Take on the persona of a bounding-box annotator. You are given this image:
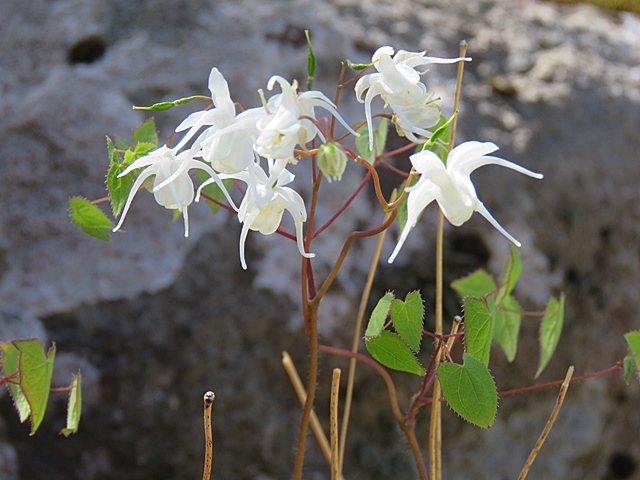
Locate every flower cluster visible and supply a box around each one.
[355,46,471,149]
[112,46,541,270]
[113,67,356,269]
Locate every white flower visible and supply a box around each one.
[255,75,357,160]
[388,141,543,263]
[355,46,470,149]
[112,145,235,238]
[200,158,314,269]
[173,67,264,175]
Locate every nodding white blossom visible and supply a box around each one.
[168,67,263,178]
[200,158,313,269]
[388,141,543,263]
[112,145,235,238]
[355,46,470,149]
[254,75,357,161]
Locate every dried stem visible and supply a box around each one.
[319,344,429,479]
[518,366,574,480]
[338,193,394,473]
[330,368,341,480]
[429,211,445,480]
[202,391,215,480]
[282,352,346,480]
[311,211,397,307]
[292,306,318,480]
[429,40,468,480]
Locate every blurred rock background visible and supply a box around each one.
[1,0,639,479]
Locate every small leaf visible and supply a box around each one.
[134,142,157,157]
[0,342,30,423]
[107,164,134,218]
[14,339,56,435]
[348,61,374,71]
[395,174,419,234]
[114,136,130,150]
[623,356,634,385]
[365,331,425,376]
[197,173,234,215]
[452,270,497,298]
[624,331,640,383]
[390,291,424,352]
[420,114,452,162]
[536,293,565,378]
[464,297,495,366]
[493,295,521,362]
[106,136,120,166]
[365,292,394,338]
[496,245,522,304]
[132,95,211,112]
[374,117,388,156]
[60,371,82,437]
[132,118,158,146]
[438,353,498,428]
[68,197,114,241]
[355,118,388,162]
[305,30,316,91]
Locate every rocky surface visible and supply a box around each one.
[1,0,640,479]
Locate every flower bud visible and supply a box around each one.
[317,142,348,183]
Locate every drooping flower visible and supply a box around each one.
[355,46,470,149]
[112,145,235,238]
[388,141,543,263]
[198,158,313,269]
[254,75,357,161]
[170,67,263,177]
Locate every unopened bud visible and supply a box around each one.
[317,142,348,183]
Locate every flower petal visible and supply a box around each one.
[475,201,521,247]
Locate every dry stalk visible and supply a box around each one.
[518,365,574,480]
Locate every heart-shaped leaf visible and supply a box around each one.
[438,353,498,428]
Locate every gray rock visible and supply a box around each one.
[1,0,639,479]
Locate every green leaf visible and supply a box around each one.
[107,164,134,219]
[624,331,640,383]
[132,118,158,146]
[355,117,388,162]
[438,353,498,428]
[134,142,157,157]
[0,342,30,423]
[197,173,234,215]
[365,292,394,338]
[305,30,316,91]
[390,291,424,352]
[68,197,113,241]
[348,61,374,71]
[14,340,56,435]
[623,356,635,385]
[536,293,565,378]
[464,297,496,366]
[133,95,211,112]
[493,294,521,362]
[60,371,82,437]
[114,136,130,150]
[395,174,419,234]
[106,136,120,166]
[365,331,425,376]
[451,270,497,298]
[419,114,452,162]
[497,245,522,304]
